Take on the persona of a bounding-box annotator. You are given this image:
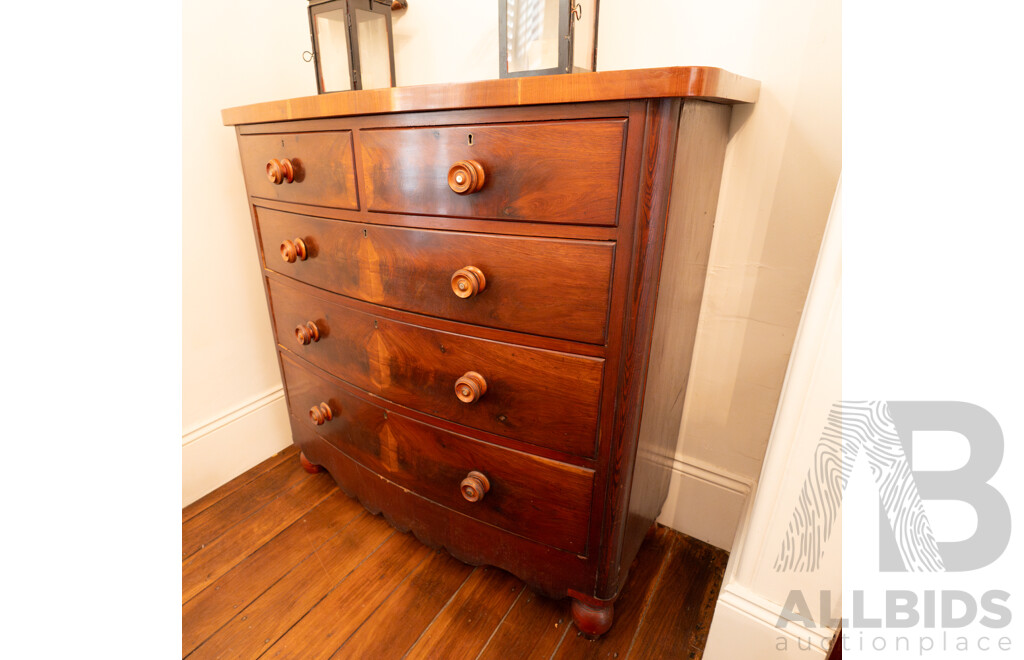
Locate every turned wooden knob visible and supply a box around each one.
[295,321,321,345]
[451,266,486,298]
[460,470,490,502]
[280,238,308,263]
[455,371,487,403]
[309,402,333,426]
[266,158,295,184]
[447,160,485,194]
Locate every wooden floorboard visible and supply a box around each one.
[182,471,336,603]
[552,525,677,660]
[182,449,730,660]
[477,587,569,660]
[182,491,364,655]
[404,565,524,660]
[265,531,433,659]
[183,445,298,524]
[189,513,394,659]
[627,534,730,660]
[182,454,308,560]
[330,548,474,659]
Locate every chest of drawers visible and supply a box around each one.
[222,67,757,636]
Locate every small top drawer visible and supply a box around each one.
[237,131,359,209]
[359,119,626,225]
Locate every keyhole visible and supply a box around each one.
[363,228,367,237]
[467,133,474,146]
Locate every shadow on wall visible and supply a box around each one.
[682,76,840,479]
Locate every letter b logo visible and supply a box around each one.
[884,402,1010,571]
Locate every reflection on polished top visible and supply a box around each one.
[221,66,759,126]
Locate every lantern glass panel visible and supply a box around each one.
[572,0,597,72]
[505,0,561,74]
[354,7,392,89]
[314,8,352,92]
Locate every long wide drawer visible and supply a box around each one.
[281,355,594,554]
[237,131,359,209]
[359,119,626,225]
[270,277,603,457]
[257,207,615,344]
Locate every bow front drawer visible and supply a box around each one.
[257,207,615,344]
[269,277,604,458]
[281,355,594,554]
[237,131,358,209]
[359,119,627,225]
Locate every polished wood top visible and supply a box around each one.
[221,66,758,126]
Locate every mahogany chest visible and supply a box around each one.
[222,67,757,635]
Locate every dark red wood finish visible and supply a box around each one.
[221,66,759,126]
[268,276,605,458]
[298,452,323,473]
[237,131,358,209]
[256,206,615,344]
[225,71,754,636]
[360,119,626,225]
[291,415,596,597]
[281,354,595,554]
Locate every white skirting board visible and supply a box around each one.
[655,456,752,552]
[704,585,831,659]
[182,388,293,507]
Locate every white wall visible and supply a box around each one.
[595,0,842,548]
[704,180,841,659]
[183,0,841,538]
[390,1,496,86]
[182,0,317,505]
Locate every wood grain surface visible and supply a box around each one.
[181,450,732,659]
[281,355,595,554]
[257,207,615,344]
[294,420,594,597]
[222,66,758,125]
[268,276,605,457]
[182,445,297,523]
[360,119,625,225]
[222,72,751,640]
[182,471,336,603]
[237,132,358,209]
[182,492,363,655]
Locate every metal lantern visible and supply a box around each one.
[307,0,396,93]
[499,0,598,78]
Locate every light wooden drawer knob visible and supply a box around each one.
[266,158,295,184]
[309,402,334,426]
[280,238,308,263]
[455,371,487,403]
[451,266,486,298]
[295,321,321,345]
[447,160,485,194]
[460,471,490,503]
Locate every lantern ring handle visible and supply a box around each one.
[571,2,582,21]
[302,50,314,63]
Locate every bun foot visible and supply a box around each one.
[299,452,323,474]
[571,598,614,638]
